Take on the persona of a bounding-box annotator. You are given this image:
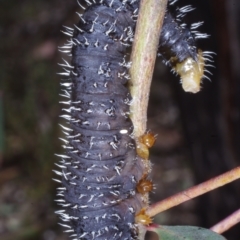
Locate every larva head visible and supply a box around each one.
[174,50,204,93]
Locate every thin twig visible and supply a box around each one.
[129,0,168,138]
[129,0,168,239]
[146,167,240,217]
[210,208,240,234]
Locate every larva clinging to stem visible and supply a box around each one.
[158,1,214,93]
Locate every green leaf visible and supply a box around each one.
[148,225,227,240]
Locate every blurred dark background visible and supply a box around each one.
[0,0,239,239]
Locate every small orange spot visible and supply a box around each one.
[137,176,153,194]
[136,142,149,160]
[139,132,156,148]
[135,208,152,225]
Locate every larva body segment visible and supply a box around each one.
[159,11,198,64]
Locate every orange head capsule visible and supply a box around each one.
[137,176,153,194]
[135,208,152,225]
[139,132,156,148]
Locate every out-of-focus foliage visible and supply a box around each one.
[0,1,77,239]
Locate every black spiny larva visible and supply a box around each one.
[158,1,214,93]
[54,0,213,239]
[55,1,145,239]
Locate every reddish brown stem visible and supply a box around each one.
[146,167,240,217]
[210,208,240,234]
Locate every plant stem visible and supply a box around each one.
[210,208,240,234]
[146,167,240,217]
[129,0,168,239]
[129,0,168,138]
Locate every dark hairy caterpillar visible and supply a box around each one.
[54,0,213,239]
[158,1,213,92]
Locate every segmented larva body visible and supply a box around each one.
[55,1,146,239]
[54,0,213,239]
